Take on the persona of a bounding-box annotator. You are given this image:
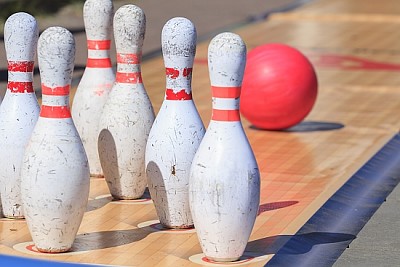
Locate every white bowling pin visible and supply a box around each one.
[145,17,205,229]
[98,5,155,200]
[21,27,90,253]
[0,12,39,219]
[72,0,115,177]
[189,32,260,262]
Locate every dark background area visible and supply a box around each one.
[0,0,84,21]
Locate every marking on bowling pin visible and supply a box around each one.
[7,61,35,93]
[0,12,40,219]
[86,40,112,68]
[40,85,71,118]
[115,53,143,83]
[211,86,241,121]
[165,67,193,100]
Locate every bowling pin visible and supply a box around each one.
[72,0,115,177]
[98,5,155,200]
[145,17,205,229]
[21,27,90,253]
[0,12,39,219]
[189,32,260,262]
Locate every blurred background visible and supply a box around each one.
[0,0,306,97]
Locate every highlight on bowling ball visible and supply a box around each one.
[240,43,318,130]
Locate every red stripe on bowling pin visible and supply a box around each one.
[165,89,192,100]
[212,109,240,121]
[211,86,241,122]
[211,86,240,98]
[7,81,34,93]
[8,61,34,72]
[7,61,35,93]
[165,67,192,79]
[40,105,71,118]
[40,84,71,118]
[87,40,111,50]
[41,84,70,96]
[86,58,112,68]
[117,53,141,64]
[164,68,193,100]
[86,40,112,68]
[116,72,142,84]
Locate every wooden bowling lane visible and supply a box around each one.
[2,0,400,266]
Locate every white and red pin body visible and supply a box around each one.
[189,32,260,262]
[0,12,40,219]
[21,27,90,253]
[98,5,155,200]
[145,17,205,229]
[72,0,115,177]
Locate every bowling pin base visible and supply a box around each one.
[36,246,71,253]
[111,194,142,201]
[4,215,24,220]
[206,256,241,262]
[90,173,104,178]
[162,223,194,230]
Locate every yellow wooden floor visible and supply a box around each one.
[1,0,400,266]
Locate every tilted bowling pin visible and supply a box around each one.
[72,0,115,177]
[189,32,260,262]
[0,12,40,219]
[21,27,90,253]
[146,17,205,229]
[98,5,155,199]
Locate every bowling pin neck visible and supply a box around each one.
[83,0,113,69]
[7,61,34,94]
[4,12,38,95]
[115,53,143,84]
[161,17,196,101]
[86,40,112,68]
[4,12,38,62]
[163,64,193,101]
[37,27,74,120]
[208,32,247,123]
[113,5,145,85]
[211,86,240,122]
[40,84,71,119]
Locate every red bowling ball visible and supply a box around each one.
[240,43,318,130]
